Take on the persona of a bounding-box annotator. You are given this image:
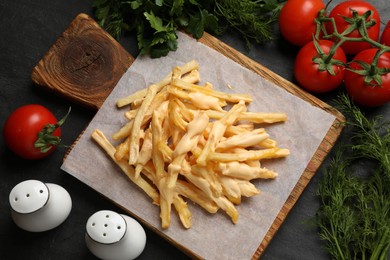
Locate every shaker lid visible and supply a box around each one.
[86,210,127,244]
[9,180,49,214]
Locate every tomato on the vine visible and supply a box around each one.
[294,39,347,93]
[380,20,390,46]
[279,0,325,46]
[326,0,381,55]
[344,48,390,107]
[3,104,67,160]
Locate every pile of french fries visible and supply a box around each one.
[91,60,290,229]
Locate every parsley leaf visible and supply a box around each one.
[92,0,285,58]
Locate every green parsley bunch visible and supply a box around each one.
[92,0,285,58]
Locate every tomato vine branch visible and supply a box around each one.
[314,2,390,87]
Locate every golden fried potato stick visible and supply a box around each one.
[114,135,131,161]
[167,86,225,111]
[219,176,242,204]
[173,194,192,229]
[223,125,254,137]
[142,162,217,228]
[165,110,207,188]
[140,163,193,229]
[170,97,194,122]
[236,179,261,197]
[216,131,270,150]
[218,161,278,180]
[222,127,277,148]
[194,164,223,197]
[203,110,287,124]
[166,112,210,215]
[129,84,159,165]
[116,60,199,108]
[175,180,218,214]
[114,93,170,141]
[208,148,290,162]
[172,78,253,103]
[157,141,173,163]
[151,109,171,229]
[168,97,189,132]
[91,130,160,205]
[117,88,146,109]
[172,112,209,157]
[135,128,153,178]
[124,109,137,121]
[113,120,134,141]
[196,100,247,166]
[185,167,239,223]
[213,195,239,224]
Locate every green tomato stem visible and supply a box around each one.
[34,107,71,153]
[315,1,390,81]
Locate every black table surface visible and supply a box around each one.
[1,0,389,259]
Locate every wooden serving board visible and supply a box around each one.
[31,13,134,110]
[32,13,345,259]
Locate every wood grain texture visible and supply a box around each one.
[31,13,134,110]
[33,13,345,259]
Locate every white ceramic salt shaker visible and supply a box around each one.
[85,210,146,260]
[9,179,72,232]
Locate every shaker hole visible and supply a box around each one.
[14,197,18,202]
[26,194,30,197]
[103,233,106,237]
[92,223,95,226]
[105,214,109,218]
[117,226,121,230]
[40,190,43,193]
[104,224,108,227]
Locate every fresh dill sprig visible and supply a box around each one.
[334,94,390,176]
[317,93,390,260]
[214,0,284,47]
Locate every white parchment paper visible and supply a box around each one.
[61,32,336,259]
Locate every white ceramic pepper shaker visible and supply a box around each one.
[85,210,146,260]
[9,179,72,232]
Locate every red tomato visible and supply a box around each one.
[3,104,62,159]
[344,49,390,107]
[326,0,381,55]
[380,20,390,46]
[279,0,325,46]
[294,39,347,93]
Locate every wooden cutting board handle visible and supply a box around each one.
[31,13,135,110]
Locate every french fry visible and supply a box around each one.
[216,131,270,150]
[129,84,159,165]
[116,60,199,107]
[151,109,173,229]
[173,194,192,229]
[91,60,290,229]
[196,101,246,166]
[175,180,218,213]
[208,148,290,162]
[218,161,278,180]
[91,130,160,205]
[203,110,287,124]
[172,78,253,103]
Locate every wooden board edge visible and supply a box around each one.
[253,118,345,258]
[197,32,346,258]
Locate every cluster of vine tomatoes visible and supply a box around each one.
[279,0,390,107]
